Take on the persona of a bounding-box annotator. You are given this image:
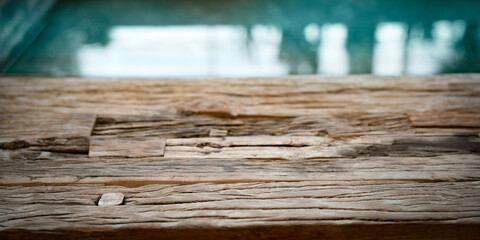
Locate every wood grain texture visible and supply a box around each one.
[1,181,479,229]
[1,75,480,239]
[1,181,480,239]
[0,112,96,153]
[1,154,479,186]
[408,111,480,128]
[89,138,166,158]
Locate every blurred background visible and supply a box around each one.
[1,0,480,78]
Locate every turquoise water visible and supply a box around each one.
[5,0,480,77]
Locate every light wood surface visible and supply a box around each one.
[0,75,479,239]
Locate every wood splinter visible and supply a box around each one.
[209,129,228,137]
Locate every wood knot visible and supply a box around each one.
[97,193,125,206]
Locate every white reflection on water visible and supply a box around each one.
[248,25,288,76]
[406,20,466,75]
[373,22,407,75]
[76,21,468,78]
[318,23,349,75]
[374,20,467,76]
[304,23,321,44]
[77,25,287,78]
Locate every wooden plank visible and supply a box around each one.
[1,133,479,186]
[0,112,96,153]
[415,127,480,136]
[0,112,96,141]
[92,112,413,139]
[1,153,479,185]
[1,75,480,239]
[89,138,166,158]
[0,181,479,234]
[408,111,480,128]
[1,75,479,116]
[166,136,330,147]
[6,131,480,185]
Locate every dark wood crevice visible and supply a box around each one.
[2,224,480,240]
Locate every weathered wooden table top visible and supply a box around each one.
[1,75,480,239]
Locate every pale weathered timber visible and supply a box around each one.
[0,75,480,239]
[408,111,480,128]
[0,112,96,153]
[89,138,166,158]
[1,181,480,228]
[1,75,479,116]
[1,154,479,185]
[0,181,480,240]
[209,128,228,137]
[92,112,413,138]
[1,134,479,185]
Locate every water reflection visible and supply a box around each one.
[78,25,287,77]
[6,0,480,77]
[373,22,407,75]
[406,20,466,75]
[319,24,349,75]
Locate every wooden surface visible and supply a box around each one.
[0,75,480,239]
[89,138,166,158]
